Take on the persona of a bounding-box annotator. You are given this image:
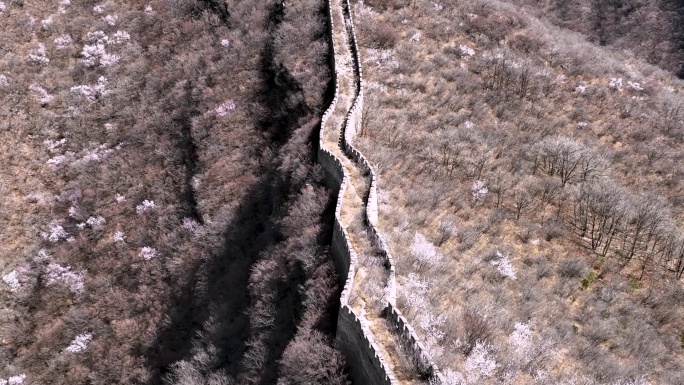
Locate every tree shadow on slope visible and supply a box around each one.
[145,0,343,381]
[145,120,343,385]
[144,177,278,383]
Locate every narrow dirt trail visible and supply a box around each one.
[320,0,424,383]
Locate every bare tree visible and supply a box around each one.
[489,169,513,208]
[531,137,608,186]
[572,181,628,257]
[619,195,670,269]
[512,182,534,221]
[437,218,457,246]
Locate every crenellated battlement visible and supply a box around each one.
[315,0,443,383]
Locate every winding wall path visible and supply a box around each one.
[316,0,445,384]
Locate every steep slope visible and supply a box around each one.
[352,0,684,384]
[506,0,684,78]
[0,1,348,384]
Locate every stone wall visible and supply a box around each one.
[384,304,444,381]
[316,0,399,383]
[316,0,444,383]
[337,306,398,385]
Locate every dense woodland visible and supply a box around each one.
[354,0,684,383]
[510,0,684,78]
[0,0,348,384]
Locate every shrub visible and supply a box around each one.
[558,258,588,278]
[581,271,598,289]
[462,310,493,355]
[359,20,398,49]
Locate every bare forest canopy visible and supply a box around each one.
[0,0,350,384]
[353,0,684,383]
[490,0,684,78]
[2,0,684,384]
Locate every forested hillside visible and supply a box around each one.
[0,0,348,384]
[3,0,684,384]
[353,0,684,383]
[509,0,684,78]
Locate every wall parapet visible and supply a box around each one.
[317,0,400,383]
[338,305,398,385]
[317,0,444,383]
[384,304,446,383]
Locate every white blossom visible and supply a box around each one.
[409,31,422,43]
[93,4,104,14]
[460,44,475,57]
[36,249,52,261]
[575,84,587,94]
[86,215,106,227]
[472,180,488,202]
[87,30,108,43]
[112,231,125,243]
[215,100,236,116]
[418,312,447,351]
[75,143,114,165]
[0,2,6,14]
[46,152,74,166]
[220,39,230,47]
[136,199,156,214]
[71,76,110,102]
[41,16,53,29]
[144,4,155,15]
[27,43,49,65]
[465,341,497,381]
[65,332,92,353]
[181,217,201,232]
[627,81,644,91]
[115,194,126,203]
[109,30,130,45]
[490,250,516,279]
[0,74,8,88]
[509,322,532,352]
[0,374,27,385]
[411,232,442,265]
[139,246,158,260]
[54,34,73,47]
[41,219,69,242]
[29,83,53,105]
[105,122,117,131]
[44,138,67,151]
[99,52,120,66]
[82,32,119,67]
[81,43,106,67]
[104,14,117,26]
[609,77,623,91]
[399,273,430,313]
[68,205,80,218]
[2,270,20,292]
[442,369,466,385]
[532,370,548,382]
[45,262,85,294]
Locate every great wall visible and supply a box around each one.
[315,0,445,383]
